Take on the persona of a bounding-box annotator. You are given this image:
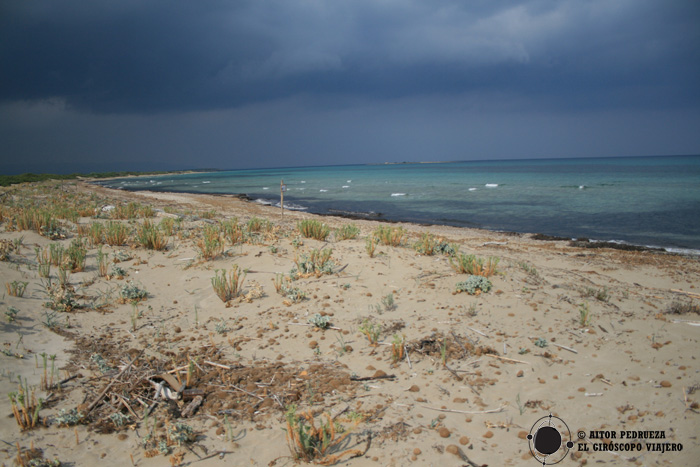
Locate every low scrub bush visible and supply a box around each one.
[298,219,330,241]
[374,226,405,246]
[211,265,246,302]
[455,275,492,295]
[450,254,499,277]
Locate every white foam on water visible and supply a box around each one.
[262,187,269,190]
[202,181,211,184]
[469,188,477,191]
[485,183,498,188]
[319,189,328,192]
[342,185,350,188]
[301,181,306,183]
[347,180,352,183]
[391,193,407,197]
[579,185,585,189]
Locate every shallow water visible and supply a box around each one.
[96,155,700,251]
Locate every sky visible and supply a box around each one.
[1,0,699,174]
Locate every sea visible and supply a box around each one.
[94,155,700,254]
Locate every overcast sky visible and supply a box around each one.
[1,0,699,174]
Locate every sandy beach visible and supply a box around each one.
[1,180,698,467]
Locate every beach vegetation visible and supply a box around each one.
[373,225,405,246]
[87,221,104,246]
[211,265,246,302]
[365,237,378,258]
[579,302,592,326]
[64,239,87,272]
[104,221,130,246]
[391,334,406,363]
[158,217,175,236]
[335,224,360,241]
[5,306,19,322]
[136,220,168,250]
[534,338,548,348]
[581,286,609,302]
[291,248,335,278]
[195,224,224,260]
[359,319,381,346]
[284,404,363,464]
[450,253,499,277]
[665,301,700,315]
[221,218,244,245]
[413,233,438,255]
[381,293,396,311]
[119,281,148,303]
[8,377,43,431]
[308,313,331,329]
[0,239,16,261]
[6,281,28,297]
[111,201,154,220]
[298,219,330,241]
[274,274,307,303]
[35,246,51,278]
[96,246,109,277]
[455,275,492,295]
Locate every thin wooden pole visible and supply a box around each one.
[280,179,285,214]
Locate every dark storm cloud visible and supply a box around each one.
[2,0,698,114]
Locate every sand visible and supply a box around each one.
[0,180,698,466]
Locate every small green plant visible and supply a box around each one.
[455,275,492,295]
[90,353,112,374]
[35,246,51,278]
[450,254,499,277]
[119,281,148,303]
[308,313,330,329]
[579,302,592,326]
[6,280,28,297]
[211,265,246,302]
[291,248,335,278]
[5,306,19,322]
[48,243,65,267]
[581,286,609,302]
[110,264,127,278]
[54,408,83,427]
[373,225,405,246]
[284,405,362,464]
[215,319,230,334]
[365,236,378,258]
[221,219,244,245]
[42,310,61,330]
[534,338,548,348]
[64,239,87,272]
[136,220,168,250]
[275,274,307,303]
[104,221,130,246]
[440,338,448,366]
[359,319,381,346]
[196,224,224,260]
[8,376,43,431]
[391,334,406,363]
[88,221,104,246]
[516,393,525,415]
[335,224,360,241]
[158,217,175,236]
[414,233,438,255]
[96,245,109,277]
[381,293,396,311]
[298,219,330,241]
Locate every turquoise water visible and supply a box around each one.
[96,155,700,252]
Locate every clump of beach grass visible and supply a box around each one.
[211,265,246,302]
[136,220,168,250]
[104,221,130,246]
[6,280,28,297]
[335,224,360,241]
[374,225,405,247]
[450,253,499,277]
[291,248,335,278]
[195,224,224,260]
[298,219,330,241]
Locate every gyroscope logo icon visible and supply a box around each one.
[526,414,574,465]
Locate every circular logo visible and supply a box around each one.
[526,414,574,465]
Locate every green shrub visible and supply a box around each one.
[211,265,246,302]
[335,224,360,241]
[374,226,405,246]
[298,219,330,241]
[195,224,223,260]
[119,281,148,303]
[104,221,130,246]
[291,249,335,278]
[64,239,87,272]
[455,275,492,295]
[450,254,499,277]
[136,220,168,250]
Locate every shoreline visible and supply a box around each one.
[1,179,699,466]
[90,182,699,256]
